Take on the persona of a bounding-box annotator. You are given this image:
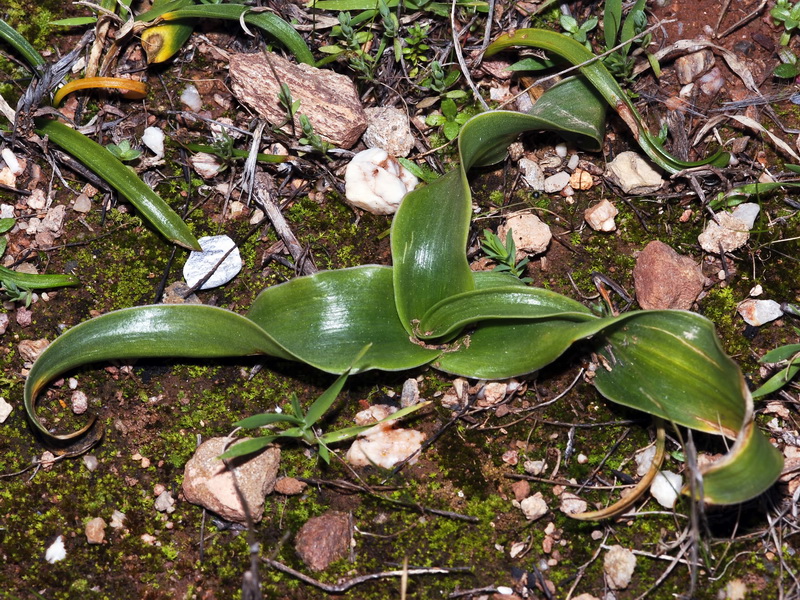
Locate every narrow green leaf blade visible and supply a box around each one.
[304,371,350,426]
[218,435,280,459]
[34,119,200,250]
[0,18,45,71]
[160,5,314,65]
[234,412,305,428]
[0,265,79,290]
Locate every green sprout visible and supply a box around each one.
[425,98,470,141]
[480,228,531,283]
[221,353,428,463]
[772,0,800,46]
[559,13,597,48]
[105,140,142,162]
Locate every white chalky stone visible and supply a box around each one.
[183,235,242,290]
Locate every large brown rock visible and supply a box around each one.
[229,52,366,149]
[633,241,705,310]
[182,437,280,523]
[295,511,352,571]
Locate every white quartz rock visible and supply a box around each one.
[344,148,418,215]
[650,470,683,508]
[346,421,425,468]
[183,235,242,290]
[180,84,202,111]
[605,151,664,195]
[738,299,784,327]
[142,126,165,160]
[498,213,552,257]
[584,199,618,232]
[45,535,67,563]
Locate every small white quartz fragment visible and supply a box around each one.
[605,151,664,194]
[1,147,23,176]
[584,199,618,232]
[45,535,67,563]
[517,492,548,521]
[344,148,418,215]
[183,235,242,290]
[650,470,683,508]
[604,545,636,589]
[738,299,784,327]
[141,126,165,160]
[180,84,202,111]
[543,171,571,193]
[0,397,12,423]
[346,421,425,468]
[731,202,760,229]
[498,213,552,257]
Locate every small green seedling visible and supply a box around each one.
[772,0,800,46]
[480,228,532,283]
[559,13,597,48]
[105,140,142,162]
[221,351,428,462]
[425,98,470,141]
[753,323,800,398]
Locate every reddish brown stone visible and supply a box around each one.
[295,511,352,571]
[633,241,706,310]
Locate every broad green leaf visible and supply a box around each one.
[247,266,440,372]
[392,170,475,331]
[34,119,200,250]
[485,29,730,173]
[416,286,594,339]
[24,305,295,443]
[590,310,782,504]
[140,22,196,64]
[159,5,314,66]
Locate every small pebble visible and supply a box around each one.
[543,171,571,193]
[518,492,548,521]
[567,154,580,170]
[555,143,568,158]
[83,454,99,472]
[180,84,202,111]
[85,517,107,544]
[109,510,126,529]
[45,535,67,563]
[71,390,88,415]
[0,397,12,423]
[738,299,783,327]
[141,126,165,160]
[183,235,243,290]
[650,470,683,508]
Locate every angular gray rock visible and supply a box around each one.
[182,437,280,523]
[363,106,415,157]
[295,511,352,571]
[633,241,706,310]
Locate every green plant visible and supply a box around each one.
[23,30,779,510]
[105,140,142,162]
[402,23,430,77]
[600,0,658,82]
[425,98,470,141]
[221,353,428,462]
[0,218,79,303]
[772,0,800,46]
[752,313,800,399]
[480,228,531,283]
[0,18,201,250]
[559,12,597,48]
